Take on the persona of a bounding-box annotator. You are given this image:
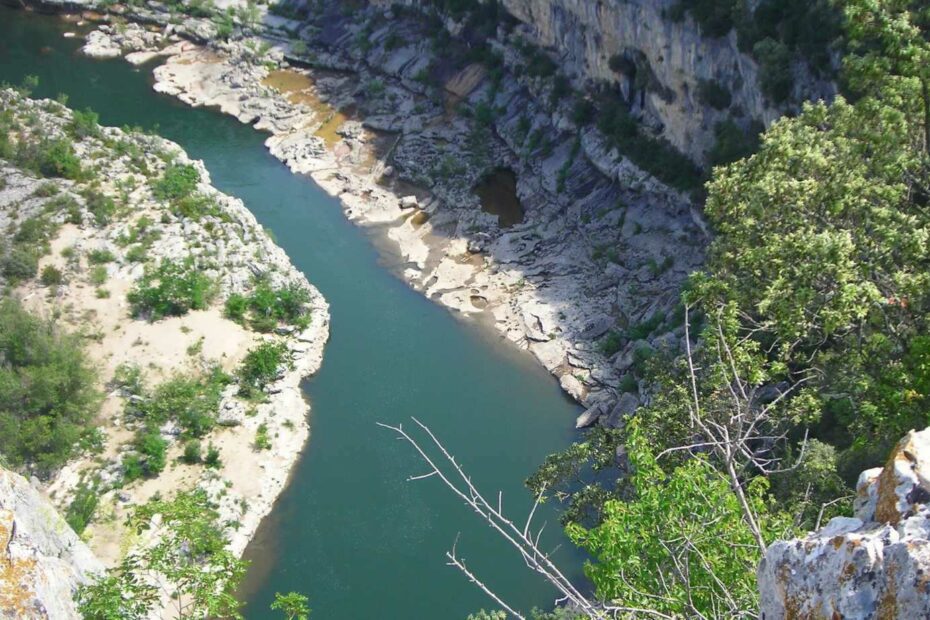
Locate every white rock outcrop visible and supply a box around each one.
[758,428,930,619]
[0,469,102,619]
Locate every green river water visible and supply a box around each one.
[0,9,586,618]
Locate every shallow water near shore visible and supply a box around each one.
[1,9,585,618]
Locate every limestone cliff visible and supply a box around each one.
[758,428,930,619]
[374,0,835,162]
[0,468,102,620]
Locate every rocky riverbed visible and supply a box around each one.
[0,89,329,617]
[53,0,709,429]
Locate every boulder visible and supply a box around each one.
[0,469,102,619]
[575,404,603,429]
[604,392,639,428]
[758,428,930,619]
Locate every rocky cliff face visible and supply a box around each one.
[0,468,101,620]
[375,0,834,162]
[758,428,930,619]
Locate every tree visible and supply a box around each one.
[0,298,99,474]
[77,490,246,619]
[567,420,789,619]
[845,0,930,153]
[272,592,311,620]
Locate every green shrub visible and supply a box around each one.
[49,194,82,224]
[254,423,271,450]
[68,108,101,140]
[33,181,59,198]
[204,443,222,468]
[696,79,732,110]
[19,138,84,180]
[596,98,702,191]
[707,120,761,167]
[617,373,638,394]
[599,330,624,357]
[122,453,144,483]
[65,484,98,534]
[172,192,223,220]
[239,341,287,397]
[3,247,39,282]
[83,191,117,227]
[135,430,167,477]
[231,280,312,332]
[88,249,116,264]
[0,299,99,474]
[224,293,248,323]
[127,368,228,439]
[627,312,666,341]
[153,162,200,203]
[40,264,63,286]
[14,216,56,246]
[182,439,202,464]
[753,38,794,104]
[90,265,108,286]
[128,259,216,320]
[112,363,144,395]
[572,98,596,125]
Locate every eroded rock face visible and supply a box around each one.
[0,469,102,619]
[376,0,834,162]
[758,428,930,619]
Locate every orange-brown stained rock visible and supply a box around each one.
[875,434,917,525]
[0,509,39,618]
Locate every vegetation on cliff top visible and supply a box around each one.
[0,299,99,475]
[518,0,930,616]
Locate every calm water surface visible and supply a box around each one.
[0,10,583,618]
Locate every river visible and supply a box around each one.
[0,9,585,619]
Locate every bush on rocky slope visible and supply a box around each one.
[0,298,99,474]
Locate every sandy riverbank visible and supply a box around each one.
[0,89,329,614]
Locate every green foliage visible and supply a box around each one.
[226,280,312,332]
[255,422,272,450]
[2,246,39,282]
[171,192,224,220]
[707,119,761,167]
[153,162,200,203]
[567,421,790,616]
[182,439,202,464]
[696,78,732,109]
[77,490,246,619]
[239,341,287,397]
[204,442,222,468]
[76,566,156,620]
[17,137,84,180]
[0,299,99,474]
[598,331,622,357]
[90,265,108,286]
[272,592,311,620]
[671,0,741,38]
[40,264,63,286]
[65,483,98,535]
[68,108,101,140]
[135,430,167,477]
[596,98,702,191]
[126,367,230,440]
[753,38,794,103]
[128,258,216,320]
[87,249,116,264]
[83,190,117,227]
[527,426,626,525]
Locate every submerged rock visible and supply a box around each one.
[758,428,930,619]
